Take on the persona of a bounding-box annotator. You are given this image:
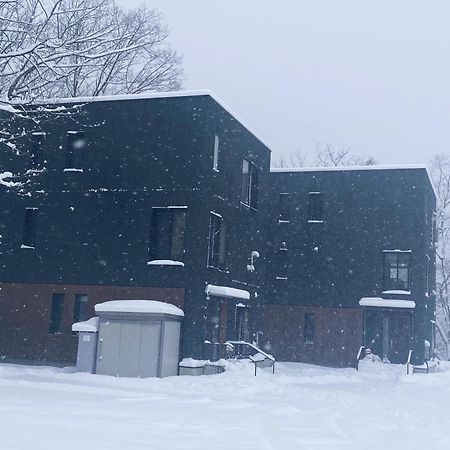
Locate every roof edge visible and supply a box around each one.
[21,89,273,152]
[270,164,428,173]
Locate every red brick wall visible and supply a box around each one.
[0,283,184,364]
[263,305,363,367]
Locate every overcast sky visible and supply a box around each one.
[118,0,450,165]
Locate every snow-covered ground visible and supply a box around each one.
[0,360,448,450]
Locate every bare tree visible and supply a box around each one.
[315,143,377,167]
[0,0,182,104]
[272,149,308,168]
[430,154,450,356]
[271,143,376,168]
[0,0,182,150]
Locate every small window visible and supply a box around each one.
[241,159,259,209]
[149,207,186,262]
[49,293,65,334]
[304,313,315,344]
[432,212,437,245]
[279,193,290,222]
[308,192,323,222]
[22,207,38,248]
[31,132,46,168]
[65,131,86,170]
[208,212,228,269]
[73,294,88,324]
[383,251,411,291]
[213,135,220,171]
[426,254,430,296]
[276,242,288,279]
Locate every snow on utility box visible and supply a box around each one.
[72,317,100,373]
[94,300,184,378]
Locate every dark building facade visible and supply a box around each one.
[0,92,270,364]
[0,92,436,368]
[264,167,436,366]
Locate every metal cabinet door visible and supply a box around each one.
[160,321,181,377]
[96,320,121,376]
[118,321,142,377]
[139,322,161,378]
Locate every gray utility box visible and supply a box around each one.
[94,300,184,378]
[72,317,99,373]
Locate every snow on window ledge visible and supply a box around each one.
[278,220,290,224]
[20,244,35,250]
[63,168,84,172]
[147,260,185,267]
[308,220,324,224]
[382,290,411,295]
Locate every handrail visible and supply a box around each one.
[225,340,275,376]
[406,349,413,375]
[356,346,366,370]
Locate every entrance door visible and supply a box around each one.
[389,316,411,364]
[235,306,251,342]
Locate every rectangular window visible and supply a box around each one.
[73,294,88,324]
[308,192,323,222]
[432,211,437,245]
[65,131,86,170]
[304,313,315,344]
[208,212,228,269]
[276,242,288,279]
[241,159,259,209]
[22,207,38,248]
[213,135,219,171]
[149,207,186,261]
[384,251,411,291]
[31,132,46,168]
[49,293,65,334]
[279,193,290,222]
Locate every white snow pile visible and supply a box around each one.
[0,360,449,449]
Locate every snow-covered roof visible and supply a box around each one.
[359,297,416,309]
[31,90,272,152]
[72,317,99,332]
[95,300,184,317]
[205,284,250,300]
[271,164,427,173]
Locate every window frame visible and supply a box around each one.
[49,293,65,335]
[308,192,323,222]
[148,206,187,263]
[22,207,38,249]
[304,313,315,344]
[276,242,288,280]
[73,294,88,325]
[383,251,411,291]
[207,211,228,270]
[213,135,220,172]
[30,132,46,169]
[64,131,85,171]
[278,193,290,222]
[241,158,259,210]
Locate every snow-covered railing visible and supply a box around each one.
[356,346,366,370]
[406,350,414,375]
[225,340,275,376]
